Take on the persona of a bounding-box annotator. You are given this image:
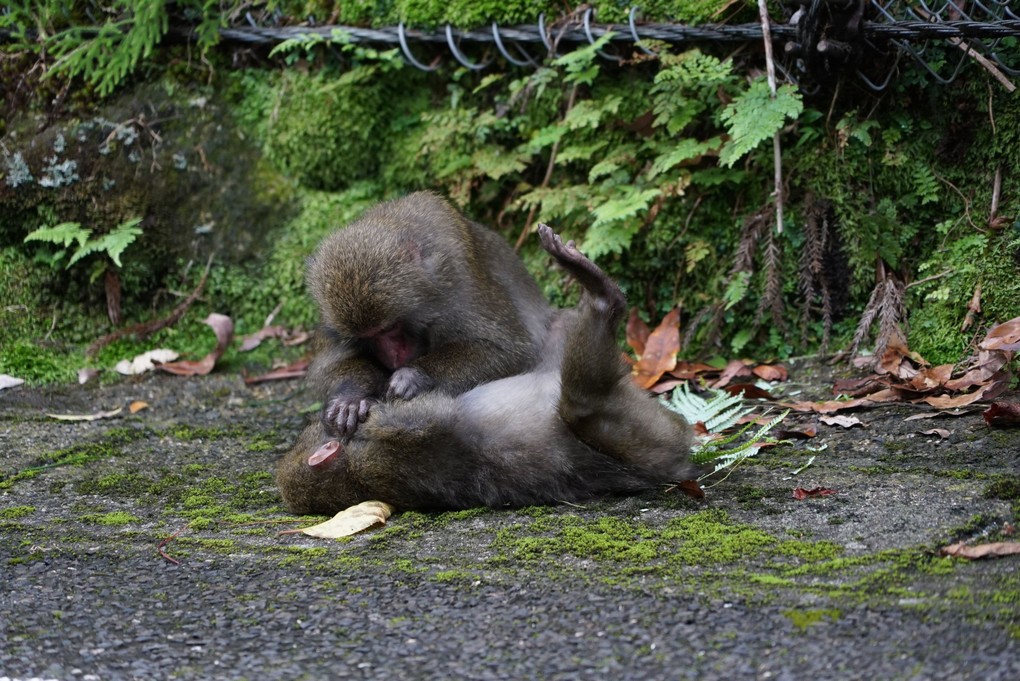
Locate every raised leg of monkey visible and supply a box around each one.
[277,226,695,513]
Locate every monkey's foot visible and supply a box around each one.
[537,224,625,314]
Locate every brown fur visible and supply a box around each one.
[306,191,555,438]
[278,225,695,513]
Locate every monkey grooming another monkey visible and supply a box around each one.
[278,225,696,513]
[306,192,554,439]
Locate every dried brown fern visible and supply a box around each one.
[849,272,907,363]
[684,206,772,351]
[753,225,786,335]
[798,198,837,351]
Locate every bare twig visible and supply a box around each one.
[906,268,954,289]
[989,166,1002,226]
[158,522,193,565]
[515,83,580,251]
[757,0,784,234]
[87,253,215,356]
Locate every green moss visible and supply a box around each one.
[661,510,778,565]
[784,608,842,631]
[86,511,140,526]
[0,506,35,519]
[263,68,387,192]
[431,570,478,583]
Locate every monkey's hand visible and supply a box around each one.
[387,366,435,400]
[322,391,373,439]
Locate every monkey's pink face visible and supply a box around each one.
[366,321,422,370]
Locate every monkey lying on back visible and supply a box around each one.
[278,225,696,513]
[307,192,554,439]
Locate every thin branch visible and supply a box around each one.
[515,83,580,251]
[757,0,784,234]
[906,268,954,289]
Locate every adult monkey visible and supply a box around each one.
[306,192,555,439]
[278,225,696,513]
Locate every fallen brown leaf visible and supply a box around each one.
[45,408,123,422]
[676,479,705,499]
[939,541,1020,559]
[752,364,788,382]
[907,364,954,392]
[983,401,1020,426]
[710,358,753,389]
[631,307,680,390]
[819,415,865,428]
[239,324,288,352]
[978,315,1020,352]
[668,361,720,380]
[625,307,650,357]
[919,428,950,440]
[792,487,837,499]
[922,370,1010,408]
[833,375,890,397]
[774,424,818,439]
[243,359,310,386]
[158,314,235,377]
[721,383,775,400]
[289,501,395,539]
[129,401,149,414]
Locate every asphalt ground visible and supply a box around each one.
[1,367,1018,680]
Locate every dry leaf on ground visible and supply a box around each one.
[774,424,818,439]
[752,364,788,382]
[158,314,234,377]
[292,501,395,539]
[710,359,753,389]
[919,428,951,440]
[0,374,25,391]
[984,402,1020,426]
[239,324,288,352]
[625,307,650,357]
[129,401,149,414]
[114,349,180,375]
[978,316,1020,352]
[939,541,1020,559]
[820,415,866,428]
[631,307,680,389]
[792,487,837,499]
[45,408,123,422]
[721,383,775,400]
[244,359,310,386]
[675,480,705,499]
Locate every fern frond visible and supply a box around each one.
[662,383,788,477]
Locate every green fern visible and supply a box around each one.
[719,80,803,167]
[661,383,789,476]
[24,218,143,269]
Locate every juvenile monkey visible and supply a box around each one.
[278,225,696,513]
[307,192,554,439]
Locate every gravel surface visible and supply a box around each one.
[1,365,1018,681]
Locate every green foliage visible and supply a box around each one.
[264,67,391,191]
[5,0,227,97]
[24,218,143,270]
[4,1,1017,371]
[719,80,803,167]
[661,383,788,478]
